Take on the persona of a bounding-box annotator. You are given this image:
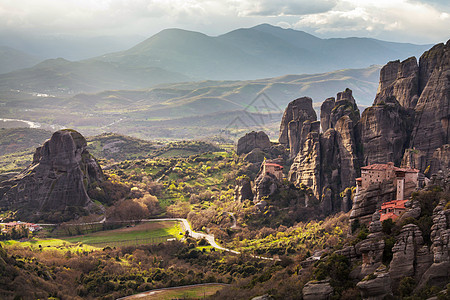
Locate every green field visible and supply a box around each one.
[122,283,227,299]
[2,221,182,251]
[62,221,181,246]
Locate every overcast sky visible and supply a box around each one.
[0,0,449,44]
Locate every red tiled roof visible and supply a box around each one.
[381,199,408,210]
[265,163,283,168]
[380,212,400,222]
[394,167,419,173]
[361,163,419,173]
[361,163,395,170]
[356,177,362,181]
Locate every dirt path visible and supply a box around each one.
[117,283,228,300]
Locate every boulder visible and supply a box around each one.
[0,129,104,222]
[236,131,271,155]
[243,148,265,163]
[357,266,393,300]
[302,280,334,300]
[253,173,278,202]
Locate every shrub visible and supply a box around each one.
[383,236,396,264]
[398,277,415,297]
[382,219,395,235]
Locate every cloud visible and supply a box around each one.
[235,0,338,16]
[0,0,448,44]
[293,0,450,43]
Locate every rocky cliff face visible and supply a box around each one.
[278,97,317,159]
[350,181,396,226]
[287,89,361,214]
[416,200,450,291]
[407,41,450,172]
[0,129,104,222]
[374,57,419,109]
[360,96,413,166]
[389,224,433,290]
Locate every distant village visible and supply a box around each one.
[0,221,42,239]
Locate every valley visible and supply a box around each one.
[0,19,449,300]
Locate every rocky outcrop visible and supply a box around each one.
[243,148,265,163]
[234,176,253,202]
[360,96,413,166]
[416,201,450,291]
[389,224,433,290]
[357,266,393,300]
[356,211,385,277]
[289,130,321,201]
[320,89,360,135]
[320,97,335,132]
[404,41,449,172]
[236,131,271,155]
[0,129,104,222]
[253,173,279,202]
[334,116,359,190]
[302,280,334,300]
[350,181,396,226]
[374,57,419,109]
[430,169,450,192]
[330,88,360,127]
[287,89,361,215]
[278,97,317,158]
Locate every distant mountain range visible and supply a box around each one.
[0,24,432,94]
[0,65,380,140]
[0,46,41,74]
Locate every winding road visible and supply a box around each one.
[143,218,278,260]
[29,215,279,261]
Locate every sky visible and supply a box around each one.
[0,0,449,45]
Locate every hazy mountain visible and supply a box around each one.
[0,33,144,61]
[0,58,190,95]
[252,24,429,68]
[0,46,41,74]
[0,65,380,140]
[94,28,271,80]
[0,24,432,95]
[94,23,431,80]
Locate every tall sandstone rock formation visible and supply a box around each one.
[351,40,449,225]
[360,96,413,166]
[0,129,104,222]
[364,40,449,172]
[287,89,361,214]
[278,97,317,159]
[407,41,450,173]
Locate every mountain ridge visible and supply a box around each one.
[0,23,433,94]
